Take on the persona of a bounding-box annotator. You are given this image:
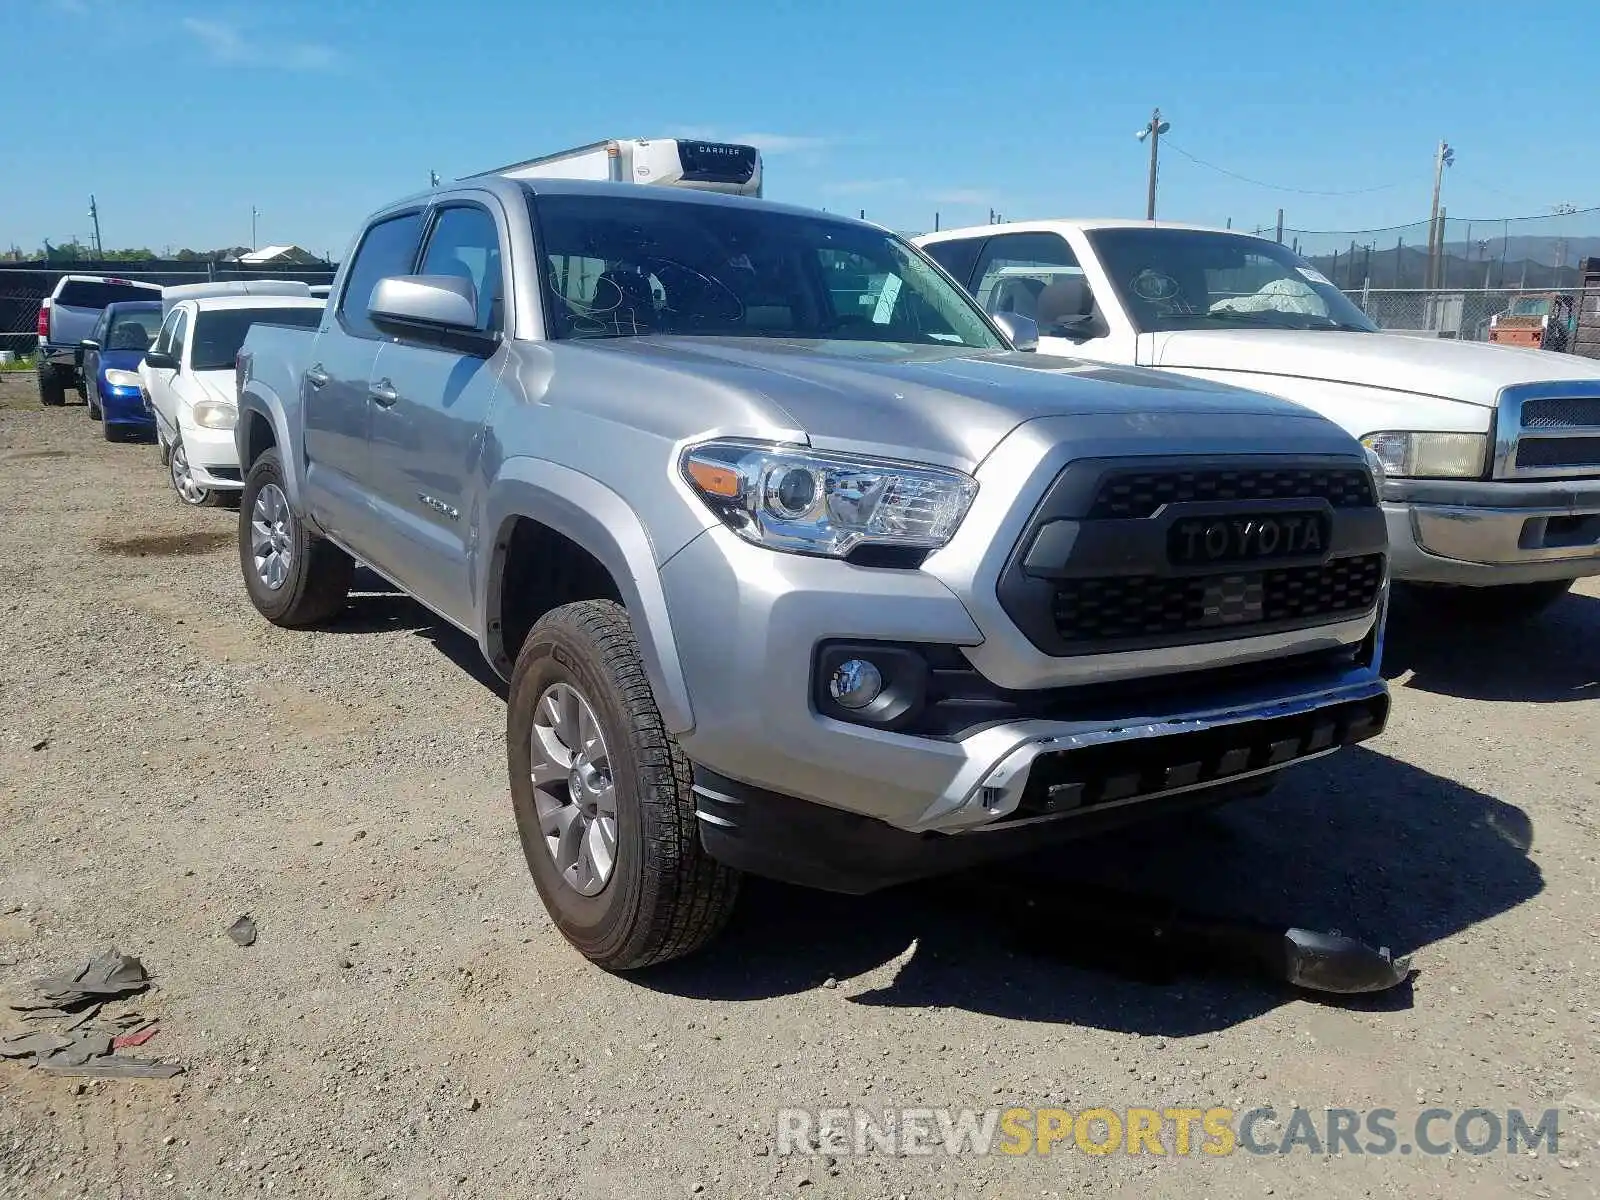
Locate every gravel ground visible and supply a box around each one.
[0,370,1597,1200]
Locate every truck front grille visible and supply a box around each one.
[1520,397,1600,428]
[1515,436,1600,470]
[1499,385,1600,478]
[1087,465,1374,520]
[1050,554,1384,645]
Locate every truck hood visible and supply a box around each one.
[587,336,1331,469]
[1151,328,1600,407]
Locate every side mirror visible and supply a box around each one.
[370,274,479,333]
[80,338,100,350]
[143,350,178,371]
[992,312,1039,352]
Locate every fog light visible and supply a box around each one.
[828,658,883,710]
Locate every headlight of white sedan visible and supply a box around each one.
[1360,431,1486,479]
[192,400,238,431]
[103,368,144,389]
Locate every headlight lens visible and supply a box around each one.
[192,400,238,431]
[681,439,978,557]
[103,368,143,388]
[1360,431,1486,479]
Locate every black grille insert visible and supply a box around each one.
[1051,554,1383,644]
[1087,466,1375,520]
[1515,436,1600,469]
[1520,397,1600,429]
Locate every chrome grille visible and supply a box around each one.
[1498,384,1600,479]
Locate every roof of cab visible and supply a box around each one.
[173,296,326,313]
[918,218,1273,243]
[373,176,885,232]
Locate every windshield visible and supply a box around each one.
[531,192,1003,349]
[191,306,322,371]
[1086,228,1379,334]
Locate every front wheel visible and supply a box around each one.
[168,436,219,507]
[507,600,740,970]
[237,448,352,627]
[1404,578,1575,622]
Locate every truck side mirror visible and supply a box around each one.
[992,312,1039,352]
[370,275,478,332]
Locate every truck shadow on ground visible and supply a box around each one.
[643,747,1541,1036]
[1381,587,1599,703]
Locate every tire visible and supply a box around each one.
[87,380,102,422]
[1404,578,1574,622]
[37,364,66,407]
[167,435,220,508]
[237,448,352,627]
[103,422,125,443]
[507,600,740,970]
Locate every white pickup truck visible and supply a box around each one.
[918,220,1600,617]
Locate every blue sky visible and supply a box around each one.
[6,0,1598,258]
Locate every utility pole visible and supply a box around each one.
[1551,203,1578,289]
[430,171,441,188]
[251,206,260,252]
[88,195,103,257]
[1275,208,1284,244]
[1425,139,1454,289]
[1136,109,1170,221]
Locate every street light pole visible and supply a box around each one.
[1425,139,1454,289]
[1136,109,1171,221]
[251,206,260,252]
[88,195,103,257]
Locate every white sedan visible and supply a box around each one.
[141,296,324,506]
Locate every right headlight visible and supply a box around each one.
[680,439,978,558]
[192,399,238,431]
[1360,431,1486,479]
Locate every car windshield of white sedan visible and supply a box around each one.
[1087,228,1379,334]
[190,306,323,371]
[533,192,1003,348]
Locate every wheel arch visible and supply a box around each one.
[481,458,699,736]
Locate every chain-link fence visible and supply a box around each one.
[1244,206,1600,291]
[1339,285,1600,357]
[0,262,338,358]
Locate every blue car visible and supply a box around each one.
[82,300,163,441]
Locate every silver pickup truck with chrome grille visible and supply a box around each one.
[234,177,1390,969]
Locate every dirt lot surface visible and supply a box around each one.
[0,370,1597,1199]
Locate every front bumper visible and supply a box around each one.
[100,384,154,426]
[662,523,1388,840]
[177,418,244,491]
[1383,477,1600,585]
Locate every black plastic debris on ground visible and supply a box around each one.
[2,948,183,1079]
[226,916,257,948]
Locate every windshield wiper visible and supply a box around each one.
[1201,310,1342,331]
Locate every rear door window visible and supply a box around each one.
[921,238,985,289]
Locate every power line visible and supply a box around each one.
[1163,139,1399,197]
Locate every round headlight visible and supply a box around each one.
[828,658,883,710]
[765,466,818,519]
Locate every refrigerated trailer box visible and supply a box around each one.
[470,138,762,197]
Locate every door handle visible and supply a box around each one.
[305,364,330,388]
[368,378,399,407]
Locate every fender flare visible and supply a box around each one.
[236,386,302,512]
[480,457,698,736]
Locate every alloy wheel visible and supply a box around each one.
[529,682,619,896]
[249,483,294,590]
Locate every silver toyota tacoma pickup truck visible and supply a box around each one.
[234,176,1391,970]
